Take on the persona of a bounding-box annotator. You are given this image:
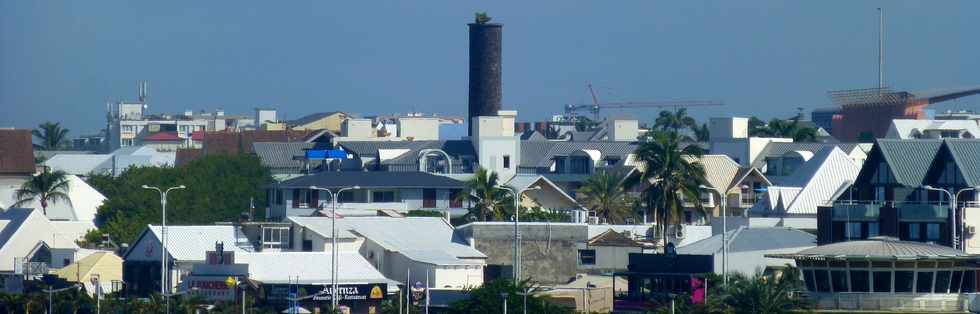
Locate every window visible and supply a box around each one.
[276,189,284,205]
[935,271,952,293]
[868,222,880,237]
[262,227,290,249]
[846,222,863,240]
[578,249,596,265]
[908,223,921,240]
[963,271,976,293]
[63,258,71,267]
[951,271,964,293]
[874,186,886,201]
[569,156,592,174]
[301,240,313,252]
[503,155,511,169]
[916,272,934,293]
[873,271,891,292]
[450,189,463,208]
[894,271,914,293]
[553,157,567,173]
[423,189,437,208]
[803,270,816,292]
[926,223,941,241]
[292,189,300,208]
[604,156,621,166]
[338,191,355,203]
[372,191,397,203]
[850,270,869,292]
[831,270,848,292]
[814,270,830,292]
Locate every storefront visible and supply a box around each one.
[262,283,388,313]
[613,251,713,312]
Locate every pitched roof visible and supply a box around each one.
[519,141,637,169]
[942,139,980,186]
[677,227,815,255]
[751,142,863,168]
[887,119,980,139]
[53,251,123,284]
[874,139,943,186]
[0,130,35,175]
[130,225,254,261]
[588,229,642,247]
[287,112,346,127]
[252,142,317,169]
[236,252,394,285]
[277,171,464,189]
[752,147,860,214]
[686,155,741,191]
[340,140,476,166]
[771,237,970,260]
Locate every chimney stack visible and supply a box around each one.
[468,13,502,136]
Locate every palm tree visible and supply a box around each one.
[654,108,697,132]
[724,267,811,314]
[693,123,710,142]
[632,130,707,248]
[13,168,72,216]
[577,170,633,224]
[32,121,70,150]
[455,168,513,221]
[748,116,819,142]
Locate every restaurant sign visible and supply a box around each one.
[311,284,387,302]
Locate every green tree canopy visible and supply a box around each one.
[454,168,513,222]
[577,170,634,224]
[448,279,573,314]
[88,154,272,244]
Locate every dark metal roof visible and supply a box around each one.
[942,139,980,187]
[253,142,326,169]
[339,140,476,166]
[519,141,637,169]
[276,171,464,189]
[874,139,943,186]
[769,237,971,261]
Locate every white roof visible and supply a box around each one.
[44,146,176,176]
[236,252,395,285]
[289,216,486,265]
[752,147,859,215]
[0,208,80,272]
[886,119,980,139]
[44,155,112,176]
[0,175,106,223]
[686,155,741,190]
[143,225,254,261]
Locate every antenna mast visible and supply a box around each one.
[878,8,885,90]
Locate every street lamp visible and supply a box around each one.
[141,184,186,298]
[43,284,81,314]
[498,185,542,282]
[699,184,729,286]
[309,185,361,310]
[923,185,980,250]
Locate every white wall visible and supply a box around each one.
[608,119,640,142]
[397,117,439,141]
[963,206,980,255]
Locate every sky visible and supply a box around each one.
[2,1,979,135]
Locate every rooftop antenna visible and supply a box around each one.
[877,8,885,91]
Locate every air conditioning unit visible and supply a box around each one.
[588,216,600,225]
[674,225,686,239]
[967,225,977,235]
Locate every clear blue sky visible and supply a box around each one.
[2,1,978,135]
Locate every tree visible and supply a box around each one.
[654,108,697,132]
[573,116,600,132]
[455,168,513,221]
[448,279,573,314]
[748,116,819,142]
[693,122,711,142]
[722,267,811,314]
[632,130,707,248]
[88,154,272,244]
[32,121,70,150]
[577,170,633,224]
[12,167,72,216]
[474,12,492,24]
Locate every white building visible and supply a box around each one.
[288,216,486,290]
[0,208,87,293]
[885,119,980,140]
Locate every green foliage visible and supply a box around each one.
[455,168,513,221]
[447,279,573,314]
[693,122,711,142]
[474,12,492,24]
[13,167,72,216]
[406,210,446,217]
[88,154,272,244]
[748,116,820,142]
[32,121,70,150]
[577,170,634,224]
[520,209,571,222]
[654,108,697,132]
[631,130,707,248]
[573,116,600,132]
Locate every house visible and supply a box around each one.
[885,119,980,140]
[750,146,860,230]
[0,208,84,293]
[339,140,477,173]
[505,174,586,222]
[677,227,815,276]
[0,174,105,228]
[687,155,771,220]
[287,216,486,290]
[576,229,645,274]
[122,225,254,296]
[267,171,466,219]
[53,251,124,296]
[252,142,332,176]
[287,112,350,133]
[517,141,640,196]
[750,142,872,176]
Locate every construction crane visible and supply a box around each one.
[563,84,724,121]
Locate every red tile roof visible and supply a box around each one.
[0,130,36,175]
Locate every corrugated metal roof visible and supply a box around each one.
[339,140,476,167]
[942,139,980,187]
[677,227,815,255]
[887,119,980,140]
[277,171,464,189]
[236,252,395,285]
[520,141,637,169]
[252,142,317,169]
[686,155,740,190]
[148,225,254,261]
[783,237,969,260]
[875,139,943,187]
[751,142,863,168]
[751,147,859,215]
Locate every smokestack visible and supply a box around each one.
[468,13,502,136]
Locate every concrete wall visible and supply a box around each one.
[342,118,375,138]
[397,117,439,141]
[608,119,640,142]
[575,244,641,273]
[709,117,748,141]
[460,223,587,284]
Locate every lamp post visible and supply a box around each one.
[43,284,81,314]
[699,185,728,286]
[923,185,980,250]
[309,185,362,310]
[498,185,541,281]
[141,185,186,300]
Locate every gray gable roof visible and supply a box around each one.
[340,140,475,165]
[253,142,321,169]
[0,208,33,249]
[874,139,943,186]
[678,227,815,255]
[942,139,980,187]
[277,171,464,189]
